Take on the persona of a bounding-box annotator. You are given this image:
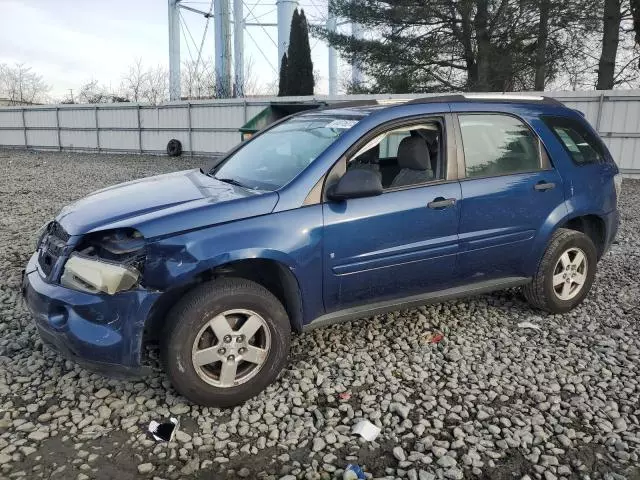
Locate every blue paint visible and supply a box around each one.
[22,98,620,374]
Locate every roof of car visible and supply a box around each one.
[305,94,564,117]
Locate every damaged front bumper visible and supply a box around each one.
[22,253,161,377]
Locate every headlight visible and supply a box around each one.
[32,222,50,252]
[61,228,146,294]
[61,254,139,294]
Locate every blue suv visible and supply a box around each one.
[23,95,621,406]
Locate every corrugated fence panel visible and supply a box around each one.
[24,109,56,128]
[142,130,189,153]
[60,107,96,128]
[0,110,23,128]
[141,106,188,129]
[98,107,138,128]
[192,131,239,153]
[1,91,640,174]
[0,129,24,146]
[190,104,246,129]
[26,129,57,148]
[604,136,640,172]
[99,130,139,151]
[61,130,97,150]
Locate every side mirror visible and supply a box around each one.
[327,168,383,201]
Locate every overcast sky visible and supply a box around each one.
[1,0,339,100]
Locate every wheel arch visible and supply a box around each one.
[528,204,608,276]
[143,254,305,346]
[559,214,607,259]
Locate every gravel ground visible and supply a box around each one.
[0,149,639,480]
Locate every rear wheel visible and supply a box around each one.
[523,228,597,314]
[161,277,291,407]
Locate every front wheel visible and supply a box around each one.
[161,278,291,407]
[523,228,598,314]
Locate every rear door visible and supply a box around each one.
[455,113,566,280]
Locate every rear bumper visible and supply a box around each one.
[22,253,161,377]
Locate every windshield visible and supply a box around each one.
[212,115,361,191]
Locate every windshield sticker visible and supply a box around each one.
[326,119,359,130]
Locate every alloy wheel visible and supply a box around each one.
[552,247,588,301]
[191,309,271,388]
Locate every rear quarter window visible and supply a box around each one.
[542,116,608,165]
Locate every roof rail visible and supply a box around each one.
[407,94,563,106]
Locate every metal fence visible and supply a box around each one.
[1,91,639,175]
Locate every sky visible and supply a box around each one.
[1,0,344,100]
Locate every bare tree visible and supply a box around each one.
[0,63,50,104]
[141,65,169,105]
[77,80,110,104]
[182,60,216,99]
[243,57,277,96]
[120,58,147,102]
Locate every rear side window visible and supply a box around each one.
[542,116,606,165]
[459,114,541,178]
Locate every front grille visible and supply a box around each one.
[38,222,69,276]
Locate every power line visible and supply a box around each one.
[244,26,278,74]
[193,0,215,80]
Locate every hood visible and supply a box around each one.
[57,169,279,237]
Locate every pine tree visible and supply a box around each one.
[317,0,600,93]
[286,8,315,95]
[278,53,289,96]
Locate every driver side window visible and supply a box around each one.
[348,121,444,189]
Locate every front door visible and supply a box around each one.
[322,118,461,312]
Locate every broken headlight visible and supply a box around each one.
[32,221,50,252]
[61,229,146,295]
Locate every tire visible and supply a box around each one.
[523,228,597,314]
[161,277,291,407]
[166,139,182,157]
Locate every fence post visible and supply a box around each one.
[55,107,61,151]
[243,98,248,123]
[21,108,27,148]
[595,92,605,133]
[137,104,143,153]
[188,102,193,157]
[94,106,100,152]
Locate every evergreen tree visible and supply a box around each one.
[286,9,315,95]
[278,53,289,96]
[316,0,600,93]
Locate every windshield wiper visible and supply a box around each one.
[214,177,249,188]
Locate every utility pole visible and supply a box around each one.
[214,0,232,97]
[168,0,181,100]
[277,0,298,70]
[233,0,244,97]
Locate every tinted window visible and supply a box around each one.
[542,116,606,165]
[459,114,541,178]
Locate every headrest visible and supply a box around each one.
[397,136,431,171]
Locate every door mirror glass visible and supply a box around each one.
[327,168,383,201]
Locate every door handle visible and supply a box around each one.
[428,197,456,209]
[534,181,556,191]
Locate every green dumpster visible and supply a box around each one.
[238,102,328,141]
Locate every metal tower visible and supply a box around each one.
[168,0,363,99]
[168,0,181,100]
